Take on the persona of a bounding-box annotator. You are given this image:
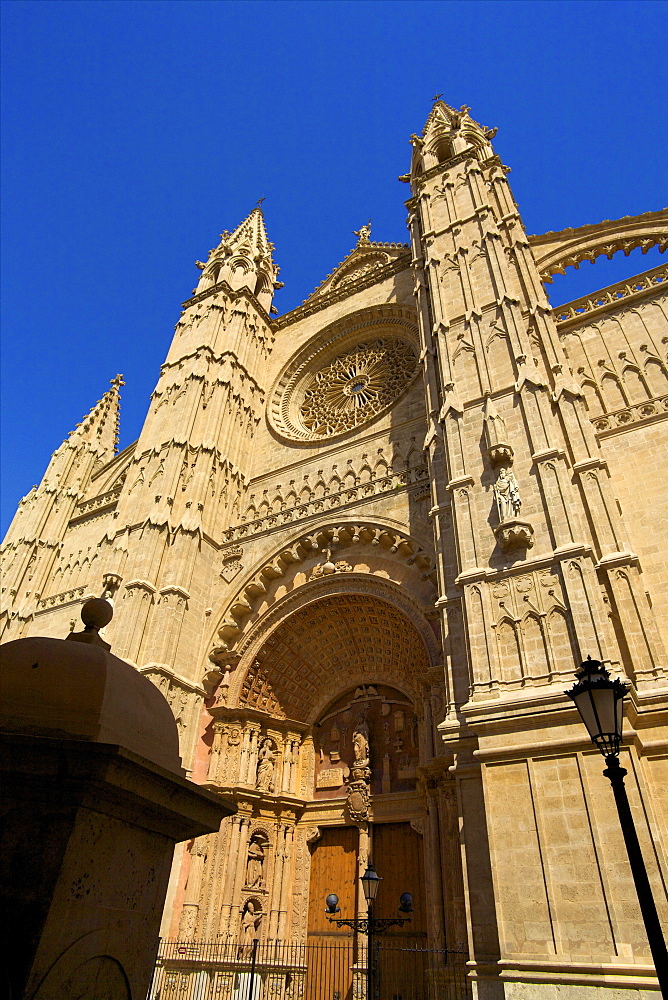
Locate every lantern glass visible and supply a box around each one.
[571,686,600,742]
[566,659,628,758]
[361,864,381,903]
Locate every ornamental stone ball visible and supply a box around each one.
[66,597,114,649]
[81,597,114,629]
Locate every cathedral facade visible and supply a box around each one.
[2,102,668,998]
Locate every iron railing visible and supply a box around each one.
[148,938,472,1000]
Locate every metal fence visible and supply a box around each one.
[148,938,472,1000]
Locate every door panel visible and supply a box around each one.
[308,826,358,936]
[372,822,426,937]
[307,826,359,1000]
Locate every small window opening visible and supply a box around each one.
[434,137,453,163]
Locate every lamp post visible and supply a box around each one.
[325,863,413,1000]
[566,656,668,993]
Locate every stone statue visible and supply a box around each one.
[353,221,372,246]
[246,837,265,888]
[352,716,370,768]
[494,466,521,522]
[238,900,263,956]
[255,738,275,792]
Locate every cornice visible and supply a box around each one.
[220,465,429,547]
[409,151,504,193]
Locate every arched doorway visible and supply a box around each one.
[171,585,468,996]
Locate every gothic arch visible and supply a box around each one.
[210,519,436,658]
[223,574,439,724]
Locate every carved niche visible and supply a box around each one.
[313,684,419,818]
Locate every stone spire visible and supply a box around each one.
[62,374,124,464]
[0,376,124,622]
[194,205,282,313]
[7,374,123,521]
[408,99,496,178]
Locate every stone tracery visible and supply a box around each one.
[299,338,418,437]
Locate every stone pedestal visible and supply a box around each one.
[0,636,235,1000]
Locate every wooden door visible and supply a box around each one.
[372,822,426,938]
[307,826,358,1000]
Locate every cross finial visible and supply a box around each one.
[431,93,444,103]
[111,374,125,388]
[256,196,266,208]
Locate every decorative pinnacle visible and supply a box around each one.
[111,374,125,388]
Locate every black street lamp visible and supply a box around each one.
[566,656,668,994]
[325,863,413,1000]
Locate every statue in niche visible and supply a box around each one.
[246,837,265,888]
[238,900,263,955]
[494,466,522,522]
[346,716,372,823]
[255,738,276,792]
[352,716,370,769]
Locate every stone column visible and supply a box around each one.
[228,817,252,938]
[218,815,243,937]
[178,837,208,940]
[268,823,287,938]
[437,783,468,952]
[277,826,295,940]
[424,783,446,950]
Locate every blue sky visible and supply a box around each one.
[2,0,666,535]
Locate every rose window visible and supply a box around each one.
[268,309,420,443]
[299,339,418,437]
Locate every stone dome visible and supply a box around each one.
[0,637,183,773]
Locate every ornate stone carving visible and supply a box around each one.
[220,545,244,582]
[311,549,354,577]
[239,899,263,953]
[234,592,433,722]
[245,835,266,889]
[494,518,535,551]
[353,221,372,246]
[345,714,372,822]
[346,777,370,823]
[487,419,534,551]
[211,522,437,661]
[268,306,419,443]
[299,339,418,438]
